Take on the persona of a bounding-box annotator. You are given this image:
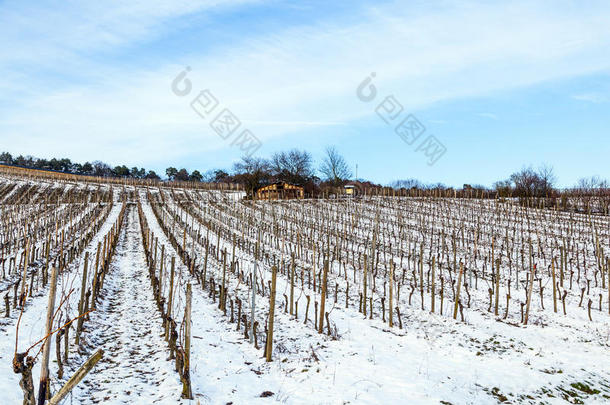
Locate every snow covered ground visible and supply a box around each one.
[1,177,609,404]
[0,188,122,404]
[70,205,183,403]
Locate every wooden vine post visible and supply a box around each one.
[250,234,259,345]
[389,261,394,327]
[38,266,58,404]
[290,252,295,316]
[431,256,436,313]
[221,251,227,312]
[318,260,329,334]
[181,283,193,399]
[312,243,317,293]
[49,349,104,405]
[203,240,209,289]
[524,263,536,325]
[266,265,278,362]
[75,252,89,345]
[20,238,30,307]
[159,245,165,295]
[363,254,368,317]
[166,257,176,340]
[551,258,557,313]
[453,262,464,320]
[494,259,500,316]
[91,242,101,304]
[559,245,564,288]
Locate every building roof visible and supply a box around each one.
[256,182,303,191]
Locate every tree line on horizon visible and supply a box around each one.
[1,150,608,202]
[0,151,163,180]
[0,148,355,196]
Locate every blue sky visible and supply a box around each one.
[0,0,609,187]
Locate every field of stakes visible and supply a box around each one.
[0,170,609,405]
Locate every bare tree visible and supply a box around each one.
[319,146,352,186]
[92,161,112,177]
[390,179,423,190]
[233,156,270,197]
[493,179,513,198]
[270,149,314,185]
[510,166,553,198]
[572,175,610,213]
[538,163,556,196]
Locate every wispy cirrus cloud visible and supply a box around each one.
[0,0,262,63]
[1,0,610,170]
[242,120,347,127]
[476,113,498,120]
[572,93,607,103]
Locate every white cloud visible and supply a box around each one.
[1,0,610,167]
[572,93,607,103]
[242,120,347,127]
[0,0,261,64]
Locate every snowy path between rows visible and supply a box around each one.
[71,205,182,403]
[139,196,291,404]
